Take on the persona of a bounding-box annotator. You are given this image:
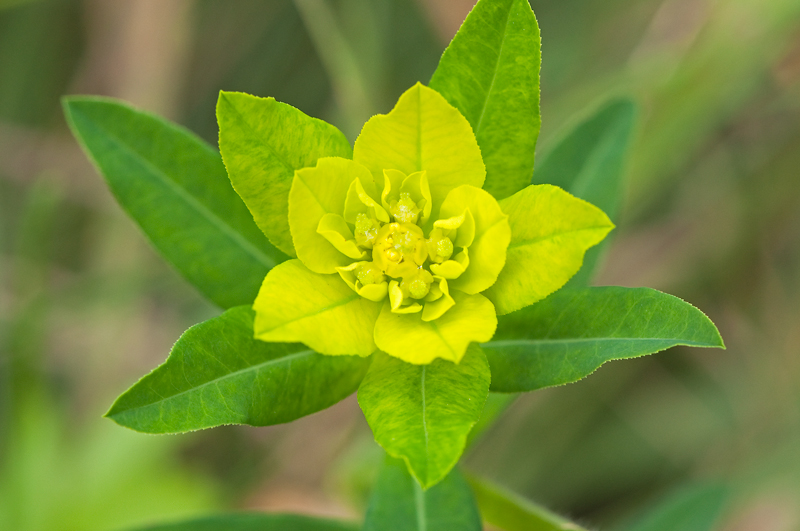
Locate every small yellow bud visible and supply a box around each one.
[356,262,385,285]
[390,192,421,224]
[426,229,454,264]
[354,213,379,248]
[400,269,434,299]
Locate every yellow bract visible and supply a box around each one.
[253,83,609,366]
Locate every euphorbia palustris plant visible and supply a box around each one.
[65,0,723,507]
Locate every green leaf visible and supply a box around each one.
[217,91,353,257]
[373,291,497,364]
[466,474,588,531]
[362,457,481,531]
[621,484,729,531]
[289,157,372,274]
[353,83,485,221]
[483,287,725,393]
[129,513,359,531]
[484,184,614,315]
[357,346,491,489]
[253,259,380,356]
[430,0,541,200]
[534,98,637,285]
[63,96,284,310]
[106,306,370,434]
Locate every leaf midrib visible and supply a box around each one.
[75,109,275,269]
[111,349,315,414]
[473,2,514,137]
[414,478,427,531]
[508,225,612,250]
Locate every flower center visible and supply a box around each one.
[372,222,427,278]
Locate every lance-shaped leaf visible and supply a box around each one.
[483,287,725,393]
[622,484,729,531]
[106,306,370,433]
[534,98,637,285]
[133,513,359,531]
[217,91,353,257]
[363,457,481,531]
[253,259,380,356]
[63,97,284,310]
[467,474,588,531]
[484,184,614,315]
[357,346,490,489]
[430,0,541,200]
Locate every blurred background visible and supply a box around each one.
[1,0,799,529]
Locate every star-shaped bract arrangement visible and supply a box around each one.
[64,0,724,495]
[217,80,612,486]
[247,83,611,367]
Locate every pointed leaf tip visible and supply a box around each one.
[430,0,542,199]
[63,95,283,309]
[107,306,370,433]
[484,287,725,393]
[358,346,490,489]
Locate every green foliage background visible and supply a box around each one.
[1,0,800,529]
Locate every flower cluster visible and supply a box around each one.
[252,84,512,364]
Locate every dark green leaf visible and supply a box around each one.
[130,513,359,531]
[107,306,370,433]
[216,91,353,257]
[467,474,588,531]
[63,97,284,309]
[357,346,490,489]
[534,98,637,285]
[621,484,729,531]
[430,0,541,200]
[362,457,481,531]
[484,287,724,393]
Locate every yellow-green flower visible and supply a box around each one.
[245,82,614,366]
[252,84,510,364]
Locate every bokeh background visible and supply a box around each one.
[1,0,800,529]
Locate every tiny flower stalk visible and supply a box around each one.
[250,82,612,365]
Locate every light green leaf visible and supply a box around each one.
[373,291,497,364]
[63,96,284,310]
[621,484,729,531]
[289,157,371,273]
[357,346,490,489]
[217,91,353,257]
[484,184,614,315]
[483,287,725,393]
[430,0,541,200]
[438,185,511,294]
[353,83,485,220]
[362,457,481,531]
[253,259,380,356]
[535,98,637,285]
[106,306,370,434]
[467,474,588,531]
[130,513,359,531]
